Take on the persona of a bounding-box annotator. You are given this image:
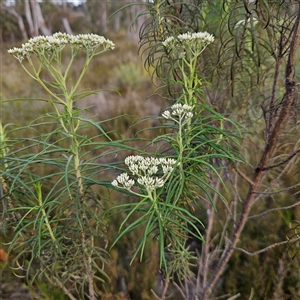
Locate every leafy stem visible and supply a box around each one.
[34,181,57,244]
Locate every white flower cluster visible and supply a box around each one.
[178,31,214,43]
[162,31,214,53]
[8,32,115,62]
[112,155,177,192]
[67,33,115,53]
[162,103,194,120]
[112,173,135,189]
[162,36,175,48]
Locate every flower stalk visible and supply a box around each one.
[162,31,214,106]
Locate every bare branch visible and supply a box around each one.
[173,282,189,300]
[150,289,162,300]
[253,151,298,205]
[233,166,254,186]
[262,147,300,171]
[200,179,221,292]
[161,275,170,300]
[234,237,300,256]
[248,201,300,219]
[51,275,77,300]
[252,181,300,195]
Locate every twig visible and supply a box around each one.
[200,179,221,292]
[233,166,254,186]
[248,201,300,219]
[52,275,77,300]
[161,274,170,300]
[253,154,296,205]
[252,181,300,195]
[262,147,300,170]
[248,287,255,300]
[150,277,172,300]
[150,289,162,300]
[173,282,188,300]
[234,237,300,256]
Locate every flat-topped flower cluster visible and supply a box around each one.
[162,31,214,56]
[112,155,177,192]
[162,103,194,121]
[8,32,115,63]
[178,31,214,43]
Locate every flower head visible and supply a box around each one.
[177,31,214,44]
[162,110,171,119]
[163,103,194,120]
[112,173,135,189]
[162,31,214,56]
[69,33,115,54]
[162,36,175,48]
[8,32,115,62]
[112,155,177,192]
[7,47,27,63]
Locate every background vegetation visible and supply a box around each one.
[1,0,300,299]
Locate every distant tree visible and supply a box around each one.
[84,0,107,33]
[0,0,51,40]
[0,0,77,41]
[49,0,73,35]
[29,0,51,36]
[0,2,28,40]
[83,0,148,38]
[24,0,35,37]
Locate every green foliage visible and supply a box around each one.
[3,1,300,299]
[1,33,121,299]
[108,1,244,285]
[2,25,244,299]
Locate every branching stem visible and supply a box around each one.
[201,7,300,299]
